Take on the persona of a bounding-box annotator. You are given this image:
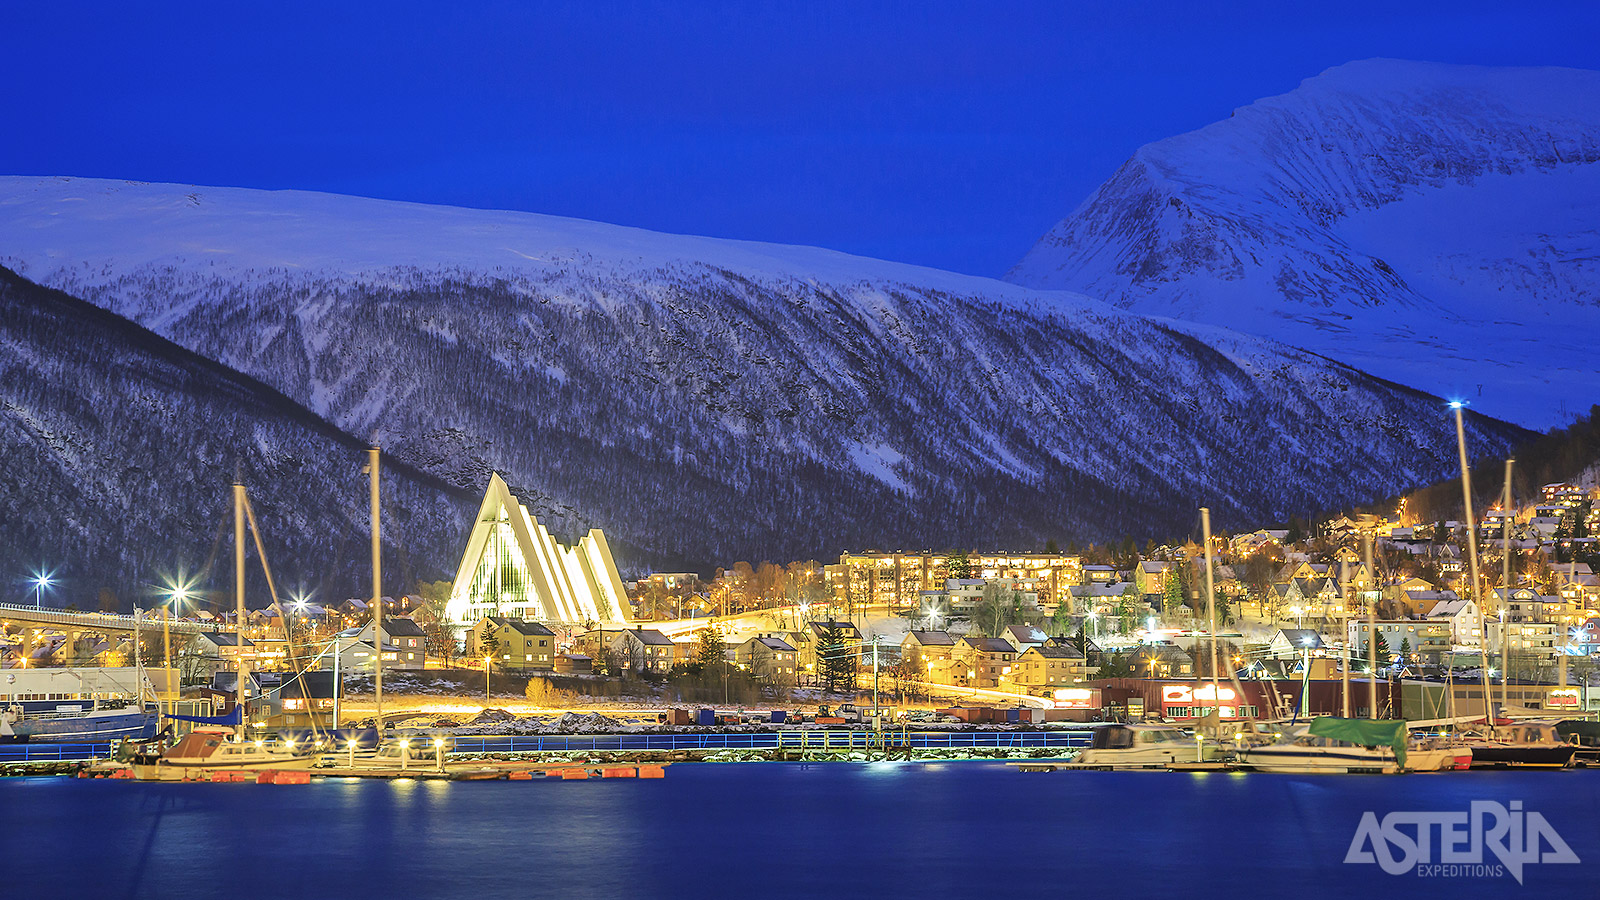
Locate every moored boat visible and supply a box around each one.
[1236,718,1410,774]
[130,727,319,780]
[1465,722,1576,768]
[1077,723,1218,768]
[0,667,159,743]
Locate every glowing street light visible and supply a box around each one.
[31,571,53,609]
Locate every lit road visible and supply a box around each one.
[903,679,1051,709]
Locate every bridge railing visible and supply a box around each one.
[0,603,220,634]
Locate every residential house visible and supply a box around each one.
[1402,590,1459,618]
[469,617,556,672]
[255,670,338,730]
[352,617,427,670]
[1425,596,1481,647]
[1001,624,1049,653]
[611,627,676,675]
[1083,565,1118,584]
[953,636,1016,689]
[901,631,956,683]
[1347,620,1452,664]
[735,636,797,684]
[1127,643,1193,678]
[1009,645,1088,694]
[1486,620,1561,655]
[334,635,401,674]
[1135,560,1174,596]
[1267,629,1324,661]
[183,633,255,683]
[807,620,863,668]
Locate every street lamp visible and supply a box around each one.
[31,571,53,609]
[483,655,492,703]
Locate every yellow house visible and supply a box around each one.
[1009,646,1088,693]
[469,616,556,672]
[735,636,797,685]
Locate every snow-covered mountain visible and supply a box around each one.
[0,265,470,602]
[1007,59,1600,428]
[0,176,1528,575]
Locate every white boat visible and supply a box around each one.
[1237,727,1400,774]
[1077,723,1218,768]
[130,727,319,779]
[320,736,451,771]
[1236,717,1444,774]
[0,667,159,742]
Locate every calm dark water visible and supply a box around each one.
[4,764,1597,900]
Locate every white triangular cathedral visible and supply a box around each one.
[445,474,632,630]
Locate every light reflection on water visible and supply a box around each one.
[4,763,1596,900]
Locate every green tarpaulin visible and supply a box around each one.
[1309,717,1407,769]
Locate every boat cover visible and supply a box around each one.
[1308,717,1406,768]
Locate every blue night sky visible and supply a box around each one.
[5,2,1599,276]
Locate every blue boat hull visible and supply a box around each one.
[7,710,159,743]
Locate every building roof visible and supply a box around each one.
[960,636,1015,653]
[906,630,954,646]
[1005,625,1048,644]
[1426,598,1475,618]
[1027,645,1083,661]
[381,618,427,637]
[489,616,555,637]
[808,620,862,638]
[1272,629,1324,649]
[751,636,796,652]
[623,627,674,646]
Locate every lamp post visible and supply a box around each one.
[162,585,189,707]
[32,572,52,609]
[483,655,492,704]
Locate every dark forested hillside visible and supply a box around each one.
[0,267,470,608]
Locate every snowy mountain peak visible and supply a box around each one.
[1007,59,1600,427]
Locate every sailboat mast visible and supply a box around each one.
[1501,459,1514,716]
[1453,406,1493,727]
[234,482,248,740]
[1200,508,1220,721]
[1365,534,1376,718]
[370,447,383,736]
[1340,560,1350,718]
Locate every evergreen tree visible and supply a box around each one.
[1161,570,1184,619]
[693,626,725,674]
[1372,631,1390,665]
[818,621,854,694]
[1398,637,1411,662]
[1050,601,1073,637]
[946,550,971,580]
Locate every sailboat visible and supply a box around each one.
[1236,717,1410,774]
[1464,720,1576,768]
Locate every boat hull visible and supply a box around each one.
[1467,744,1575,768]
[1078,746,1220,769]
[1237,747,1399,774]
[3,710,158,743]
